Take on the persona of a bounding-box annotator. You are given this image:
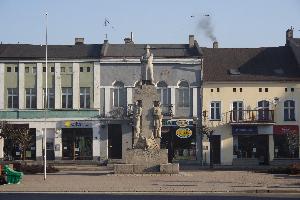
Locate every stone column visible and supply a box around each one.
[55,63,61,109]
[104,87,111,115]
[36,63,43,109]
[18,63,25,109]
[35,129,43,161]
[170,87,176,116]
[93,62,101,110]
[54,128,62,160]
[99,125,108,162]
[93,125,100,160]
[0,137,4,160]
[193,88,198,117]
[72,63,80,109]
[0,63,4,109]
[269,134,274,162]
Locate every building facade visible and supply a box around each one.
[0,36,203,163]
[201,29,300,165]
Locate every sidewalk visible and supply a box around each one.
[1,169,300,193]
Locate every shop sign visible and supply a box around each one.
[232,125,258,135]
[176,128,193,138]
[273,125,299,135]
[63,121,91,128]
[162,119,193,127]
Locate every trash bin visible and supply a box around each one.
[3,165,23,184]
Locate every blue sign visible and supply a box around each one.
[232,125,258,135]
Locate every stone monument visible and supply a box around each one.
[114,45,179,174]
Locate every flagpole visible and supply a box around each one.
[44,12,48,180]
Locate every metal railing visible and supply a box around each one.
[227,109,274,123]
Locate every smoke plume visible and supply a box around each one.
[198,16,217,42]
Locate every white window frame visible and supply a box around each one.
[62,87,73,109]
[178,81,190,108]
[25,88,37,109]
[80,87,90,109]
[210,101,221,120]
[7,88,18,109]
[43,88,55,109]
[284,100,296,121]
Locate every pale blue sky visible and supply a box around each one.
[0,0,300,47]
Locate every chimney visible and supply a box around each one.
[75,37,84,45]
[124,32,134,44]
[213,41,218,48]
[286,26,294,46]
[189,35,195,48]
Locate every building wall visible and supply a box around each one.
[202,82,300,165]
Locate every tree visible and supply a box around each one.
[0,121,32,160]
[199,125,214,168]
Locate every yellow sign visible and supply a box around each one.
[176,128,193,138]
[64,121,71,128]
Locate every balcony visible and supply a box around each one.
[226,110,275,124]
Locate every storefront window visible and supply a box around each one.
[274,125,299,158]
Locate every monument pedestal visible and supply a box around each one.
[114,149,179,174]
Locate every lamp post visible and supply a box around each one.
[43,12,48,181]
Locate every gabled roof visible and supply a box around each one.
[101,43,202,58]
[202,46,300,82]
[0,44,102,60]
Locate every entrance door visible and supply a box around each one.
[108,124,122,159]
[62,128,93,160]
[210,135,221,164]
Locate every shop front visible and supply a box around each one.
[273,125,299,159]
[232,125,269,164]
[161,119,196,163]
[61,121,93,160]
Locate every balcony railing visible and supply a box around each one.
[227,109,274,124]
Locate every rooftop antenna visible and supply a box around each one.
[104,17,115,40]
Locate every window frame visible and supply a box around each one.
[7,88,19,109]
[210,101,221,120]
[284,100,296,121]
[25,88,37,109]
[80,87,90,109]
[178,81,190,108]
[62,87,73,109]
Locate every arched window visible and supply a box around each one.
[284,100,295,121]
[258,100,270,121]
[156,81,169,105]
[178,80,190,107]
[112,81,125,107]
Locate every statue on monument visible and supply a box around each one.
[153,101,163,138]
[140,44,154,85]
[133,101,142,138]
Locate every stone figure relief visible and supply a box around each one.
[153,101,163,138]
[133,101,142,138]
[140,44,154,85]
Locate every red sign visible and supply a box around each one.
[273,125,299,135]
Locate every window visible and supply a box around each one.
[32,67,37,74]
[291,88,294,92]
[258,100,270,121]
[284,100,295,121]
[25,67,30,73]
[232,101,243,122]
[86,67,91,72]
[25,88,37,109]
[15,67,18,72]
[239,88,242,92]
[80,87,90,108]
[7,88,18,109]
[80,67,84,72]
[50,67,54,72]
[178,81,190,107]
[43,88,55,109]
[6,67,11,72]
[157,81,169,105]
[217,88,220,92]
[210,101,221,120]
[285,88,288,92]
[210,89,213,92]
[233,88,236,92]
[265,88,268,92]
[62,87,73,108]
[112,81,125,107]
[43,67,46,72]
[61,67,65,73]
[259,88,262,92]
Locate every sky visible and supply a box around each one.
[0,0,300,48]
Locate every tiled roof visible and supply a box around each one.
[101,43,202,58]
[0,44,102,60]
[202,46,300,82]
